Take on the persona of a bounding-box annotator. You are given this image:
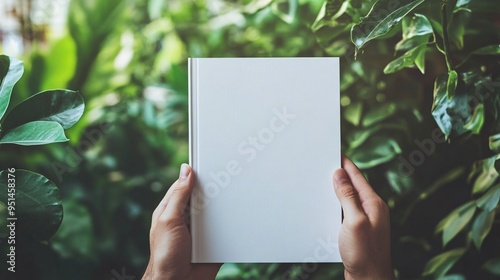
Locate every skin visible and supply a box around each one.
[144,158,394,280]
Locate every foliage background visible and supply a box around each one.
[0,0,499,279]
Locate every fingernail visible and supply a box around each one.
[180,164,190,179]
[334,169,348,184]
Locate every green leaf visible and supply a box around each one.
[344,102,363,126]
[384,44,427,74]
[463,104,484,134]
[435,201,476,245]
[448,10,470,50]
[351,0,425,51]
[0,55,24,120]
[349,136,402,169]
[482,258,500,275]
[454,0,471,13]
[489,134,500,153]
[437,275,466,280]
[471,209,495,249]
[472,45,500,56]
[447,70,458,100]
[432,74,470,139]
[395,13,433,51]
[0,170,63,240]
[423,248,466,278]
[2,90,84,132]
[362,103,397,127]
[0,121,69,146]
[271,0,298,24]
[476,184,500,212]
[472,156,499,194]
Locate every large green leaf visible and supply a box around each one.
[343,101,363,126]
[0,121,69,146]
[351,0,425,51]
[362,102,397,127]
[489,134,500,153]
[447,70,458,100]
[1,89,84,132]
[0,170,63,240]
[471,209,495,249]
[476,184,500,212]
[384,44,427,74]
[0,55,24,121]
[423,248,466,278]
[349,136,402,169]
[431,74,470,139]
[436,201,476,245]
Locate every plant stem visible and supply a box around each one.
[441,1,454,71]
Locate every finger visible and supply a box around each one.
[333,168,365,219]
[159,164,194,223]
[342,155,378,201]
[152,164,192,222]
[193,263,223,280]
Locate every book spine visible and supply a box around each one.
[188,58,198,263]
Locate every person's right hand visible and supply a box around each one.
[332,156,395,280]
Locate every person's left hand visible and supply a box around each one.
[143,164,222,280]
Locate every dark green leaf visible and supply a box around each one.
[490,134,500,153]
[432,74,470,139]
[435,201,475,245]
[447,70,458,100]
[351,0,425,51]
[423,248,466,278]
[472,156,499,194]
[384,44,427,74]
[472,45,500,56]
[482,258,500,275]
[0,121,69,146]
[438,275,466,280]
[476,184,500,212]
[472,209,495,249]
[448,11,469,50]
[2,89,84,132]
[344,102,363,126]
[0,170,62,240]
[463,104,484,134]
[0,55,24,120]
[349,136,402,169]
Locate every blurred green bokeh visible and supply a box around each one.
[0,0,499,279]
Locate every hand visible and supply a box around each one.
[143,164,221,280]
[332,156,394,280]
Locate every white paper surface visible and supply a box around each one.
[189,57,341,263]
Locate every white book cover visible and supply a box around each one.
[189,57,341,263]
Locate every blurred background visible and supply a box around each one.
[0,0,499,279]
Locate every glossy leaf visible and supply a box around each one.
[472,45,500,56]
[0,55,24,120]
[351,0,425,51]
[0,170,62,240]
[423,248,466,278]
[384,44,427,74]
[482,258,500,275]
[463,104,484,134]
[472,209,495,249]
[395,13,433,51]
[476,184,500,212]
[447,70,458,100]
[0,121,69,146]
[432,74,470,139]
[2,90,84,132]
[448,11,469,50]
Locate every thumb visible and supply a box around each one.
[160,164,194,222]
[333,168,364,219]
